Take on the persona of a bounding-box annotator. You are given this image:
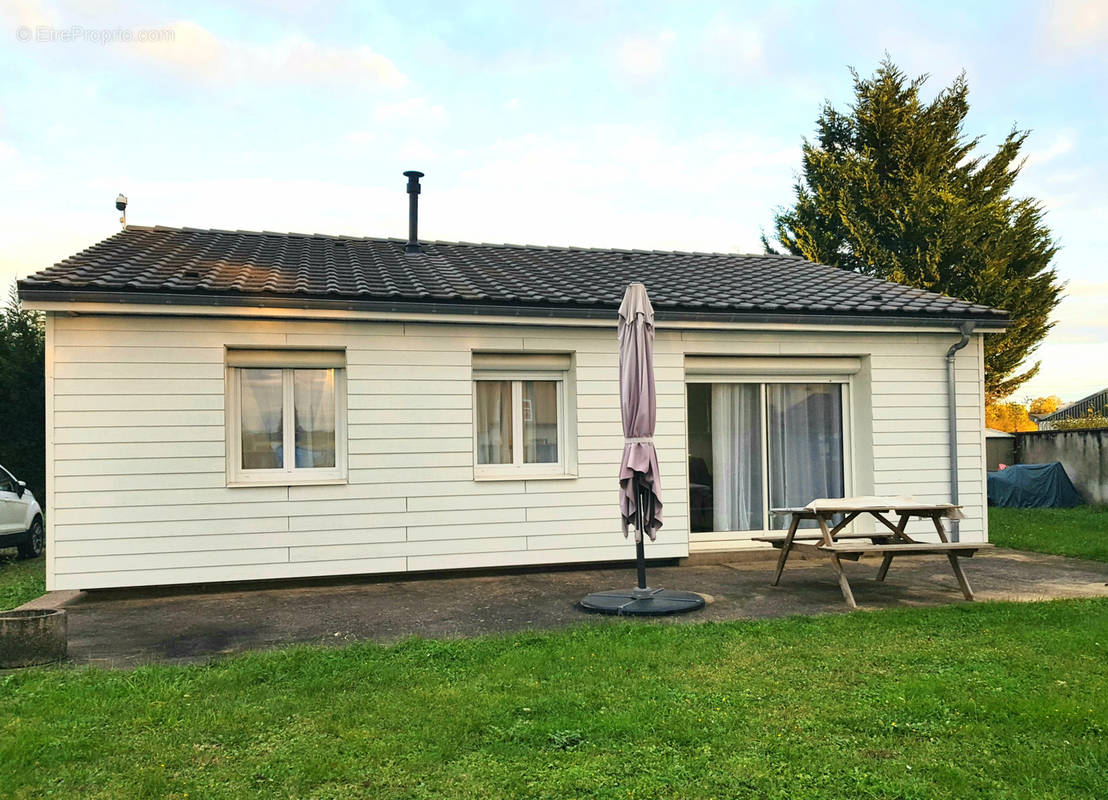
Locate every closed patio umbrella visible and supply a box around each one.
[580,283,705,616]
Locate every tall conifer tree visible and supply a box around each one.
[767,59,1062,401]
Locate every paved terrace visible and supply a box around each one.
[25,548,1108,668]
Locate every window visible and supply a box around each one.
[472,353,574,479]
[227,349,347,485]
[687,380,849,533]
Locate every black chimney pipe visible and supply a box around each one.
[404,170,424,253]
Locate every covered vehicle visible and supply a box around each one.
[987,462,1083,508]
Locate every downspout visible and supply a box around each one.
[945,321,975,542]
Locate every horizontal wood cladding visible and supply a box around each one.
[46,314,987,589]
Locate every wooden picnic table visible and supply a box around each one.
[752,499,993,609]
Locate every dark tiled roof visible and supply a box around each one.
[19,225,1008,324]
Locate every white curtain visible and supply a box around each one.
[522,380,558,464]
[711,384,763,531]
[294,369,336,468]
[476,381,513,464]
[240,368,283,469]
[767,384,844,529]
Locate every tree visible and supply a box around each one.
[1027,395,1063,416]
[985,400,1036,433]
[766,59,1063,402]
[0,282,45,502]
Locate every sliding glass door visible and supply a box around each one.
[687,381,847,534]
[709,384,763,532]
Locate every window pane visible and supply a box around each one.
[698,383,763,532]
[522,381,558,464]
[240,369,283,470]
[476,381,512,464]
[294,369,336,468]
[767,384,845,529]
[686,384,712,532]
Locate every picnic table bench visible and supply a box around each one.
[753,498,993,609]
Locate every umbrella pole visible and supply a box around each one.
[636,486,648,590]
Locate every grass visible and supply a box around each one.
[0,548,44,611]
[2,599,1107,799]
[989,506,1108,562]
[1,508,1105,796]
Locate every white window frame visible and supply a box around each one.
[472,372,568,480]
[226,366,348,487]
[685,375,854,537]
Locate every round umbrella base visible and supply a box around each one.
[578,588,706,616]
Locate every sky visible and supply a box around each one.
[1,0,1105,402]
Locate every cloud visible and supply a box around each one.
[1045,281,1108,341]
[870,28,973,88]
[1026,132,1074,167]
[1016,281,1108,401]
[2,0,54,28]
[396,138,437,163]
[446,125,798,253]
[701,17,766,75]
[1016,339,1108,402]
[129,20,408,89]
[343,130,374,145]
[373,98,448,125]
[616,34,672,78]
[340,98,447,147]
[1043,0,1108,53]
[2,0,409,94]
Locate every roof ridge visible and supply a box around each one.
[124,223,791,259]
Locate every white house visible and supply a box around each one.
[19,192,1006,591]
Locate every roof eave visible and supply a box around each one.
[17,286,1011,330]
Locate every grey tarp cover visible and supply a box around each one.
[618,283,662,543]
[987,462,1083,508]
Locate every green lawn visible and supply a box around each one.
[0,549,44,611]
[989,506,1108,562]
[2,510,1106,797]
[2,599,1107,799]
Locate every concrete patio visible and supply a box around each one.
[28,548,1108,668]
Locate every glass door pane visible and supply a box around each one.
[711,384,764,532]
[686,384,714,533]
[686,383,764,533]
[293,369,336,468]
[767,383,845,529]
[240,369,284,469]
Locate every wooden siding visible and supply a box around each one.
[45,314,988,590]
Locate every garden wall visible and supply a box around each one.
[1015,429,1108,505]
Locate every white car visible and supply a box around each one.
[0,464,44,559]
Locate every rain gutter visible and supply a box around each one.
[16,289,1010,330]
[945,322,975,542]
